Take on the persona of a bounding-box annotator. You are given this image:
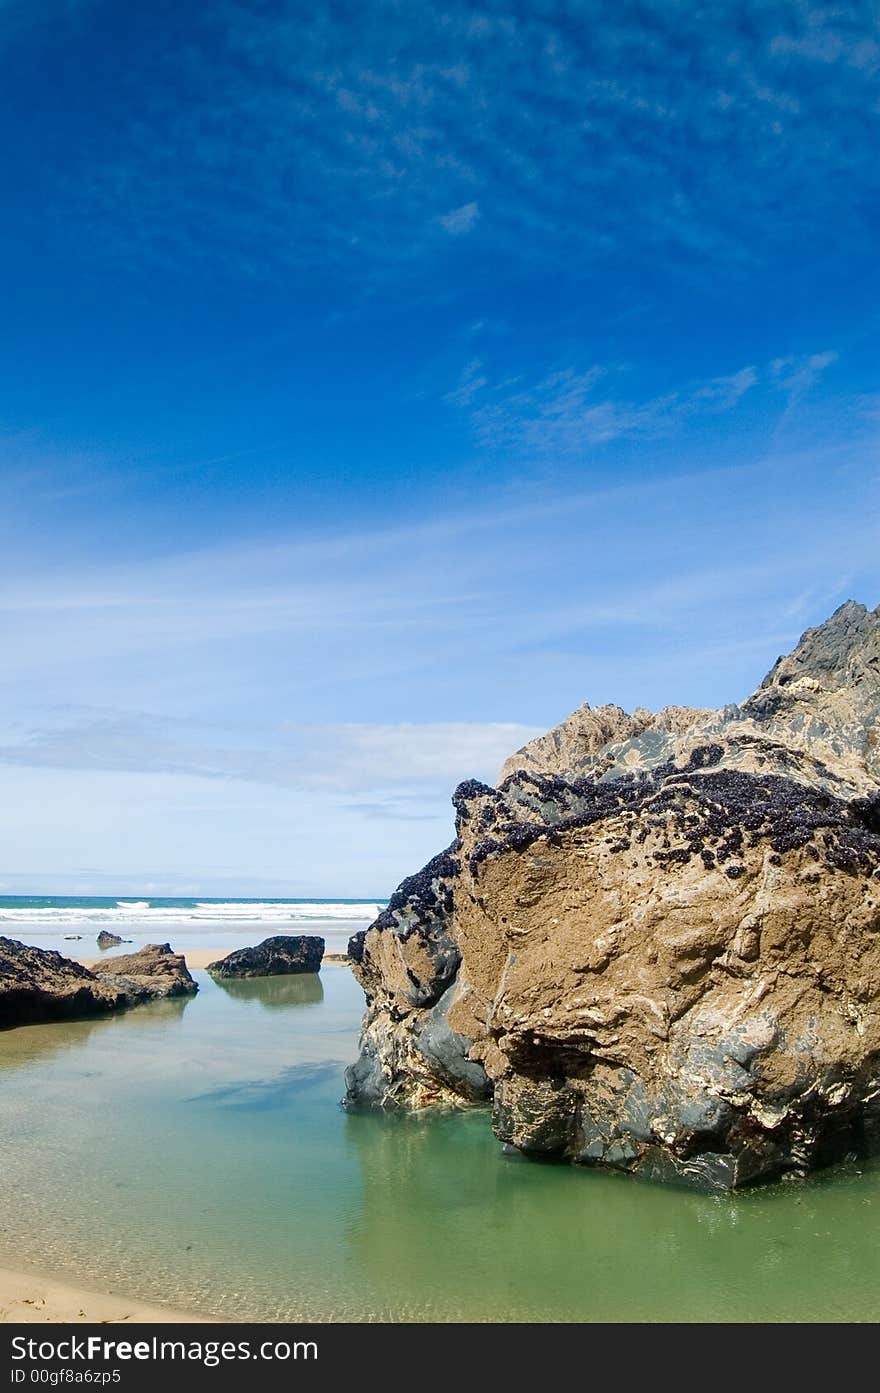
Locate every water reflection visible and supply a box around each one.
[341,1103,880,1321]
[210,973,324,1009]
[0,995,192,1074]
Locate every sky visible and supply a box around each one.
[0,0,878,897]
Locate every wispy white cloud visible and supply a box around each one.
[0,433,874,730]
[444,356,489,407]
[0,336,874,893]
[438,201,480,235]
[0,764,440,897]
[0,712,543,794]
[770,350,839,401]
[693,367,760,410]
[444,350,842,457]
[0,711,544,895]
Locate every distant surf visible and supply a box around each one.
[0,897,385,930]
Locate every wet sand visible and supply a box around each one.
[0,1264,204,1323]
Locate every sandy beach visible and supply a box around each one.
[76,948,352,971]
[0,1264,205,1324]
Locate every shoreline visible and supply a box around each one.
[0,1263,209,1324]
[76,947,352,971]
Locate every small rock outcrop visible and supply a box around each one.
[96,931,123,948]
[345,602,880,1191]
[0,939,197,1027]
[207,935,325,978]
[0,938,124,1025]
[94,943,198,1004]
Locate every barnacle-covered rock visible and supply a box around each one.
[207,934,324,978]
[345,602,880,1190]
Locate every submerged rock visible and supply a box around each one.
[207,934,325,978]
[96,931,123,948]
[0,938,197,1027]
[345,601,880,1191]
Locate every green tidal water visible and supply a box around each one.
[0,966,878,1322]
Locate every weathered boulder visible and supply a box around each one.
[96,931,123,948]
[345,602,880,1191]
[0,938,124,1025]
[0,938,197,1027]
[93,943,198,1004]
[207,934,324,978]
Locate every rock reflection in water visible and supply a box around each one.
[210,973,323,1010]
[340,1103,880,1321]
[0,994,192,1075]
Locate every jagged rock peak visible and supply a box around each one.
[746,601,880,711]
[738,600,880,787]
[499,702,713,784]
[499,600,880,799]
[758,601,879,689]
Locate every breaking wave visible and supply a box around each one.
[0,898,384,928]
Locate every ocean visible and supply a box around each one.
[0,895,384,958]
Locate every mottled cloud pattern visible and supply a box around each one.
[5,1,879,284]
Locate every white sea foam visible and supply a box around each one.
[0,900,384,928]
[191,902,382,920]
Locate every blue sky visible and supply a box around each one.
[1,0,878,895]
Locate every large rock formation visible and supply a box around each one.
[94,943,198,1004]
[0,939,197,1027]
[207,934,325,978]
[345,601,880,1190]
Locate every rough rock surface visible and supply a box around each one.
[0,939,197,1027]
[94,943,198,1004]
[498,703,711,784]
[345,602,880,1190]
[207,934,325,978]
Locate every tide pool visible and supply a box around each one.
[0,967,877,1322]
